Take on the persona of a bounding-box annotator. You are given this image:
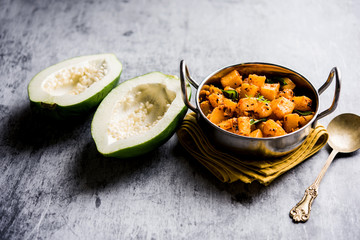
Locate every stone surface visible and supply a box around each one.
[1,0,360,239]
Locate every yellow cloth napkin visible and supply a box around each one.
[176,113,329,186]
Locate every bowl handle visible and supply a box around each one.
[180,60,199,113]
[316,67,341,121]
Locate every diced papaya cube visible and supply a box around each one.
[221,98,237,117]
[218,118,233,130]
[200,100,212,116]
[240,83,259,98]
[202,85,210,91]
[299,114,314,127]
[209,85,223,94]
[208,93,224,108]
[208,107,227,124]
[283,113,300,133]
[199,89,210,102]
[237,117,251,136]
[262,119,286,137]
[220,70,243,89]
[292,96,312,111]
[256,122,265,132]
[255,101,272,118]
[260,83,280,100]
[218,118,238,133]
[250,129,263,138]
[281,77,296,90]
[237,97,258,114]
[248,74,266,88]
[278,89,294,100]
[271,97,295,119]
[257,122,266,133]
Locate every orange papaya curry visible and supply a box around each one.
[199,70,314,138]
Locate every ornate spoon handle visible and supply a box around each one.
[290,149,338,222]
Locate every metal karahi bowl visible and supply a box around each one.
[180,61,341,158]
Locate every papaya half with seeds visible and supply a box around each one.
[28,53,122,118]
[91,72,191,158]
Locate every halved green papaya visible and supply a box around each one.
[28,53,122,118]
[91,72,191,158]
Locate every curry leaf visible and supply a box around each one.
[265,77,288,86]
[250,118,267,125]
[256,95,270,103]
[222,89,239,101]
[295,110,313,116]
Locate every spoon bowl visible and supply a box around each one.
[290,113,360,222]
[327,113,360,153]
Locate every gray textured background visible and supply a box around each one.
[1,0,360,239]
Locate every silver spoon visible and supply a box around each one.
[290,113,360,222]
